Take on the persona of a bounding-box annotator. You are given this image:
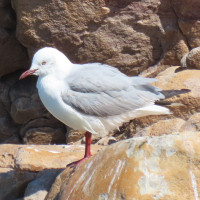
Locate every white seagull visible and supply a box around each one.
[19,47,189,166]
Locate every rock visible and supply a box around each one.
[8,77,67,144]
[180,47,200,69]
[114,67,200,141]
[0,102,18,143]
[9,77,46,124]
[23,169,62,200]
[12,0,189,75]
[172,0,200,48]
[0,33,28,77]
[14,144,102,171]
[136,118,186,137]
[0,144,19,168]
[0,0,29,77]
[180,53,187,68]
[0,144,102,199]
[180,113,200,132]
[45,167,74,200]
[23,127,66,145]
[47,132,200,200]
[0,168,37,200]
[66,128,85,144]
[20,113,66,145]
[96,136,117,146]
[0,144,102,171]
[153,67,200,120]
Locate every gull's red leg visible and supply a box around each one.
[67,131,92,167]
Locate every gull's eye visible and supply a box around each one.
[42,61,46,65]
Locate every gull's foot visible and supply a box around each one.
[66,156,91,168]
[67,131,92,168]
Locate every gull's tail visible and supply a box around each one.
[156,89,190,106]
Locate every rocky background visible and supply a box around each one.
[0,0,200,199]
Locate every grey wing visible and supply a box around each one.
[67,63,132,92]
[62,63,165,117]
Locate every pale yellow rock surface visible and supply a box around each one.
[46,132,200,200]
[0,144,102,171]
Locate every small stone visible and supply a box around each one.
[101,7,110,15]
[186,47,200,69]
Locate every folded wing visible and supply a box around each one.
[62,63,165,117]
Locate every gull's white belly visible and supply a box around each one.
[37,77,92,132]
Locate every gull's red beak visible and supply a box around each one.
[19,69,38,80]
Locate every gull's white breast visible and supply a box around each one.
[36,75,94,132]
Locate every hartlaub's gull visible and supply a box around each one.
[19,47,189,166]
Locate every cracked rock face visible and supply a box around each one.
[47,132,200,200]
[11,0,189,75]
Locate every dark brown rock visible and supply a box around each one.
[9,77,46,124]
[0,0,29,77]
[12,0,189,75]
[0,34,28,77]
[172,0,200,48]
[0,102,18,143]
[23,127,66,145]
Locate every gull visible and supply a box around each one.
[19,47,189,166]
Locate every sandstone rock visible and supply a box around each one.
[0,144,102,171]
[154,67,200,118]
[14,145,102,171]
[96,136,117,146]
[114,67,200,141]
[0,144,101,199]
[47,132,200,200]
[180,47,200,69]
[0,168,37,200]
[66,128,85,144]
[136,118,186,137]
[12,0,189,75]
[0,144,19,168]
[180,113,200,132]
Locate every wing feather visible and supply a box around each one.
[62,63,164,117]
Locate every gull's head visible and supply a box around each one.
[19,47,72,80]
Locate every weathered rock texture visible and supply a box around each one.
[46,132,200,200]
[115,66,200,140]
[0,0,199,144]
[181,47,200,69]
[11,0,191,74]
[0,1,200,199]
[0,144,102,200]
